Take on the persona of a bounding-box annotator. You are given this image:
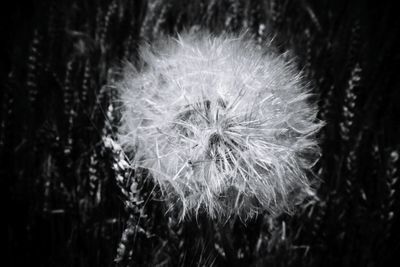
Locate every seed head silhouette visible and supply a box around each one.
[116,32,324,220]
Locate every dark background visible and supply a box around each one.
[3,0,400,266]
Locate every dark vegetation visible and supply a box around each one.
[3,0,400,266]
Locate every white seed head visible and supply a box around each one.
[116,31,323,220]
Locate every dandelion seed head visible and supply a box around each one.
[116,32,324,220]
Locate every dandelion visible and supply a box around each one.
[116,31,324,220]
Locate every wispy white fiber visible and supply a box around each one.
[116,31,324,220]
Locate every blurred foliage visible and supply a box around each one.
[3,0,400,266]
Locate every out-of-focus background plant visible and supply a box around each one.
[3,0,400,266]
